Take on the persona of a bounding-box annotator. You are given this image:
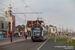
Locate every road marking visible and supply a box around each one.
[37,37,50,50]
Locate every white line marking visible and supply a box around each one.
[37,37,50,50]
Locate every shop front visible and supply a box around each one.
[0,31,7,38]
[0,31,4,38]
[62,32,67,36]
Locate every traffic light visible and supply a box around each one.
[10,10,12,16]
[9,22,11,30]
[8,10,12,16]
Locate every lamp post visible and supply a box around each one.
[59,24,61,35]
[67,26,68,36]
[70,27,72,43]
[72,28,73,37]
[31,14,33,27]
[6,14,8,38]
[9,0,12,42]
[48,21,50,36]
[24,6,27,36]
[10,0,12,31]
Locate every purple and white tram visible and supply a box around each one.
[31,26,48,41]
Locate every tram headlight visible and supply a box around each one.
[39,37,41,38]
[33,37,34,38]
[39,37,43,39]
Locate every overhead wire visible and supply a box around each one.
[0,9,3,12]
[0,1,38,25]
[0,2,17,11]
[14,15,25,23]
[22,0,40,18]
[0,2,9,7]
[0,9,4,15]
[22,0,36,12]
[0,1,25,25]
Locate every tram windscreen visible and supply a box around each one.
[32,30,41,36]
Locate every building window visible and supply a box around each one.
[2,23,7,29]
[53,29,55,31]
[2,23,4,29]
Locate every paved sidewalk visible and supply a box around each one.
[0,37,31,46]
[0,37,25,43]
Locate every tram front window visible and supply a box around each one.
[33,30,41,36]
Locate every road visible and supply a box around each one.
[0,39,44,50]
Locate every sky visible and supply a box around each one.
[0,0,75,32]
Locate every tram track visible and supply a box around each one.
[27,42,40,50]
[16,41,33,50]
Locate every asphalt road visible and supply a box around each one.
[0,39,44,50]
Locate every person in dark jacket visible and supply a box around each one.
[24,32,27,40]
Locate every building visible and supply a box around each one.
[27,20,44,30]
[14,25,24,37]
[49,25,57,36]
[12,15,15,32]
[0,15,15,38]
[0,15,7,38]
[0,8,15,38]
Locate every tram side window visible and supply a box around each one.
[43,31,47,36]
[43,31,46,36]
[40,30,42,36]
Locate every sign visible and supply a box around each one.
[34,28,40,30]
[0,31,2,34]
[62,32,67,33]
[3,32,5,34]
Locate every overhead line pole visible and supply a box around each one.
[24,6,27,36]
[9,0,13,42]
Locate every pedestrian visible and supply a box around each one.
[25,33,27,40]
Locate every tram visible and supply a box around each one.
[31,26,48,41]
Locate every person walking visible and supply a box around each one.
[25,33,27,40]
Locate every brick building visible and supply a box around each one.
[14,25,24,37]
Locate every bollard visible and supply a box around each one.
[67,38,69,43]
[60,36,61,38]
[70,37,72,43]
[65,36,66,39]
[60,35,61,38]
[62,36,63,39]
[59,35,61,38]
[54,37,56,43]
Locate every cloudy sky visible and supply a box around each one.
[0,0,75,31]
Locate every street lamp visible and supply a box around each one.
[9,0,13,42]
[31,14,33,27]
[24,6,28,35]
